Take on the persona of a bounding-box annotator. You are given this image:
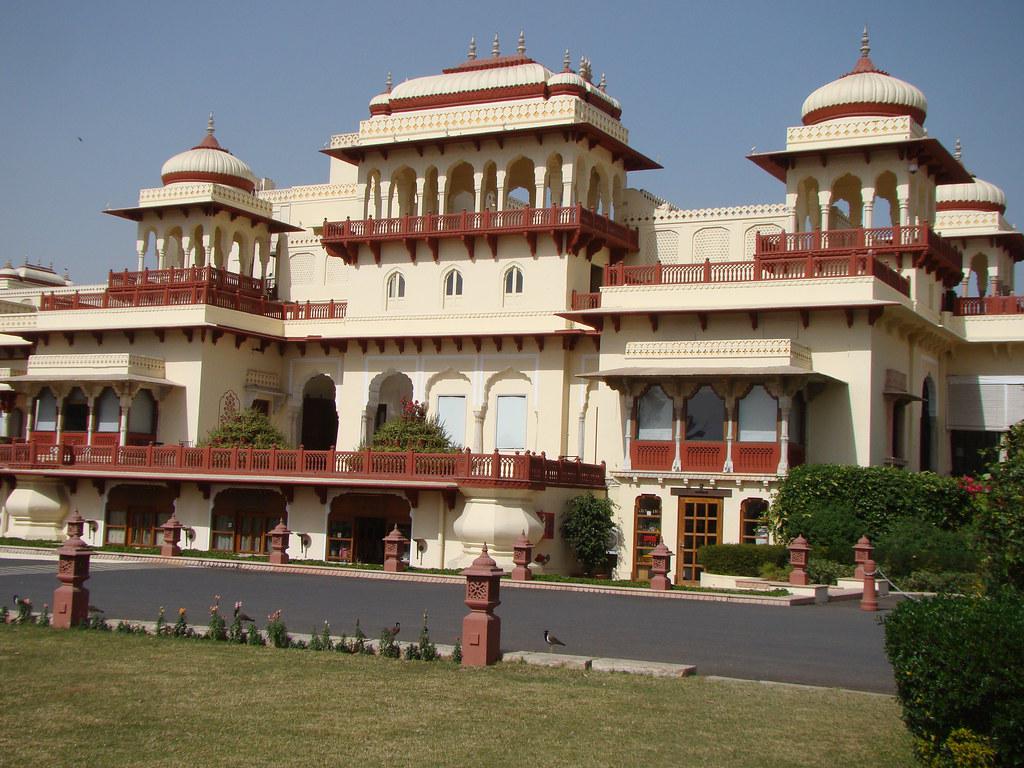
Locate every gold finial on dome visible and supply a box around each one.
[468,36,477,60]
[860,25,870,58]
[563,49,571,72]
[954,137,962,161]
[492,33,500,57]
[517,30,526,55]
[385,72,392,93]
[599,72,607,91]
[207,112,215,135]
[579,56,592,83]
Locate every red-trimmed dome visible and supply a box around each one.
[801,29,927,126]
[160,115,257,193]
[937,176,1007,214]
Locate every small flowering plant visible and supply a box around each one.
[265,609,289,648]
[958,474,991,495]
[207,595,226,641]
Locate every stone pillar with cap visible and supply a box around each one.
[461,543,503,666]
[268,519,290,565]
[788,534,810,586]
[860,558,879,612]
[649,538,674,591]
[511,530,532,581]
[853,535,873,580]
[160,513,184,557]
[52,511,92,629]
[382,524,409,573]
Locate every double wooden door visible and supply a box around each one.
[676,497,722,583]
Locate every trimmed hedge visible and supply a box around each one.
[697,544,788,577]
[770,465,972,547]
[874,518,978,579]
[884,591,1024,766]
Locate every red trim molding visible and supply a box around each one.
[802,102,926,126]
[936,200,1005,213]
[161,171,255,194]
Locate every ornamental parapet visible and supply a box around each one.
[0,443,607,492]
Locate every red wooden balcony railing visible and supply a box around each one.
[108,266,275,299]
[952,295,1024,316]
[322,204,639,261]
[39,287,346,321]
[599,252,910,299]
[0,443,606,491]
[629,440,801,474]
[756,225,961,285]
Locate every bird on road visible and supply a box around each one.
[543,630,566,650]
[385,622,400,638]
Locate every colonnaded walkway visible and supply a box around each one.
[0,556,898,693]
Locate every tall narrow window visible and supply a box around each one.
[35,390,57,432]
[495,395,527,450]
[738,385,777,442]
[436,395,467,447]
[636,386,673,440]
[444,269,463,297]
[685,387,724,441]
[504,266,524,295]
[96,388,120,433]
[386,272,406,300]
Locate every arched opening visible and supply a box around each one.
[544,154,563,207]
[503,265,524,296]
[4,408,24,442]
[685,387,724,441]
[636,386,673,440]
[189,225,206,267]
[795,177,820,232]
[919,377,936,471]
[94,388,120,445]
[443,268,463,306]
[386,271,406,306]
[371,372,413,435]
[481,162,498,211]
[586,166,606,213]
[740,498,770,544]
[61,388,89,442]
[163,228,184,269]
[128,389,157,445]
[34,388,57,442]
[210,488,287,554]
[364,169,382,218]
[830,173,863,228]
[328,493,411,564]
[390,166,417,217]
[505,156,535,208]
[104,484,175,548]
[300,375,338,450]
[968,253,989,297]
[874,171,898,227]
[423,166,439,215]
[445,162,475,213]
[738,385,778,442]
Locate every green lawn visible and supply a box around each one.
[0,625,914,767]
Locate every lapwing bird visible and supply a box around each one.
[13,595,31,609]
[385,622,400,638]
[88,605,104,615]
[543,630,566,650]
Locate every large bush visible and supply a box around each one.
[697,543,787,577]
[561,494,617,575]
[200,408,289,449]
[874,518,978,579]
[368,399,457,453]
[770,465,972,547]
[884,591,1024,766]
[972,422,1024,593]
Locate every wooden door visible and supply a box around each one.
[676,497,722,583]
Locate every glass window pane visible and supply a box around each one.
[686,387,724,441]
[739,385,777,442]
[128,390,156,435]
[436,395,467,448]
[35,391,57,431]
[96,389,120,432]
[213,533,233,551]
[495,395,527,450]
[107,509,127,526]
[106,528,125,545]
[636,386,673,440]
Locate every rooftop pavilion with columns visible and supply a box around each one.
[0,30,1021,583]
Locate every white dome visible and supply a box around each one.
[937,177,1007,212]
[160,118,257,193]
[369,92,391,106]
[801,33,927,125]
[547,71,586,88]
[390,61,552,100]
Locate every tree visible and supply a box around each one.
[561,493,617,575]
[200,408,289,449]
[369,399,457,453]
[972,421,1024,593]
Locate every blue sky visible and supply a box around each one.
[1,0,1022,283]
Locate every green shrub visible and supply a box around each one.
[913,728,997,768]
[884,591,1024,767]
[971,421,1024,593]
[900,571,982,595]
[697,543,788,576]
[368,399,458,453]
[796,502,864,563]
[805,557,854,585]
[201,408,289,449]
[758,561,791,582]
[875,519,978,578]
[561,493,617,575]
[770,465,972,545]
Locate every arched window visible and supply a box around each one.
[444,269,463,297]
[386,272,406,300]
[920,377,936,471]
[35,389,57,432]
[62,388,89,432]
[636,386,673,440]
[128,390,156,436]
[504,266,524,295]
[685,387,724,441]
[738,385,777,442]
[96,388,120,433]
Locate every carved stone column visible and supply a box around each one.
[776,394,792,475]
[472,408,485,453]
[622,393,636,471]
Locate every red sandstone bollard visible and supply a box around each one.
[268,519,291,565]
[160,513,184,557]
[511,530,533,580]
[860,558,879,612]
[788,534,811,586]
[382,524,409,573]
[52,511,92,629]
[853,535,873,580]
[461,543,503,666]
[649,538,674,591]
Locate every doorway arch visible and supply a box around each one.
[327,493,411,564]
[301,375,338,450]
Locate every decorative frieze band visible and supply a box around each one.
[625,339,811,367]
[785,116,922,147]
[26,353,166,378]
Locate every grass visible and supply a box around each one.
[0,624,914,767]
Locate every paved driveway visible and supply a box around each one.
[1,557,898,692]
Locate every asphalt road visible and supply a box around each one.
[0,557,898,693]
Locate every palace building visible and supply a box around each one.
[0,31,1021,581]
